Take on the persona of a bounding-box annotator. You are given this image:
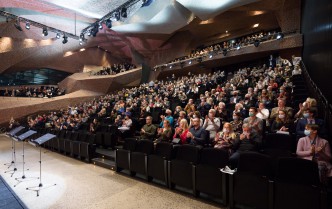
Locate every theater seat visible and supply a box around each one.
[273,158,326,209]
[115,138,137,172]
[147,142,173,186]
[168,145,200,195]
[229,152,272,209]
[129,139,154,179]
[194,148,229,205]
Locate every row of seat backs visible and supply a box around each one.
[121,139,229,168]
[51,129,95,144]
[237,152,320,186]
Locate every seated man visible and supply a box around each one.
[229,124,262,168]
[186,118,207,147]
[243,107,264,136]
[296,124,332,184]
[202,109,220,142]
[140,116,157,140]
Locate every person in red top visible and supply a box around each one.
[173,118,189,144]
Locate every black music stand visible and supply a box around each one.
[4,126,25,176]
[26,133,57,196]
[14,130,38,187]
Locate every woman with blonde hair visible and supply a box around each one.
[173,119,189,144]
[214,122,237,154]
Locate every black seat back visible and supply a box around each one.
[199,148,229,168]
[123,138,137,151]
[155,142,173,159]
[237,152,271,176]
[265,133,293,151]
[135,140,154,155]
[276,157,320,186]
[175,145,200,164]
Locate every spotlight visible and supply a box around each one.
[98,22,103,30]
[91,24,99,37]
[42,27,48,36]
[254,39,260,47]
[62,34,68,44]
[25,22,30,30]
[276,32,284,40]
[236,45,241,50]
[223,49,227,56]
[79,33,85,41]
[56,32,61,39]
[121,8,127,18]
[114,12,120,21]
[14,19,23,31]
[105,19,112,29]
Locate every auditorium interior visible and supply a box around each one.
[0,0,332,208]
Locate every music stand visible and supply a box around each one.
[27,133,57,196]
[4,126,25,176]
[14,130,38,187]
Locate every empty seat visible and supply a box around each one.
[273,158,325,209]
[115,138,137,172]
[194,148,229,204]
[130,140,154,179]
[229,152,272,209]
[80,133,96,162]
[168,145,200,195]
[147,142,173,185]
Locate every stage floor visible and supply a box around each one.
[0,134,221,209]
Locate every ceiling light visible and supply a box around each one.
[121,8,127,18]
[98,22,103,29]
[79,33,84,41]
[42,27,48,36]
[14,19,22,31]
[25,22,30,30]
[253,23,259,28]
[62,34,68,44]
[276,32,284,40]
[106,19,112,29]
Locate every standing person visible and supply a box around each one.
[203,109,221,142]
[229,124,261,168]
[296,124,332,184]
[173,119,190,144]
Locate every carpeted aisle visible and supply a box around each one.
[0,175,27,209]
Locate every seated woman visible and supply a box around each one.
[270,109,293,133]
[214,122,237,154]
[230,112,243,134]
[173,118,189,144]
[296,124,332,184]
[155,119,172,142]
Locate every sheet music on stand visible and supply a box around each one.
[31,133,56,146]
[7,126,25,137]
[14,130,37,142]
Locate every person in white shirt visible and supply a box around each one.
[256,102,270,127]
[292,55,302,66]
[292,65,302,75]
[203,109,221,141]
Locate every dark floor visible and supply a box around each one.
[0,175,27,209]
